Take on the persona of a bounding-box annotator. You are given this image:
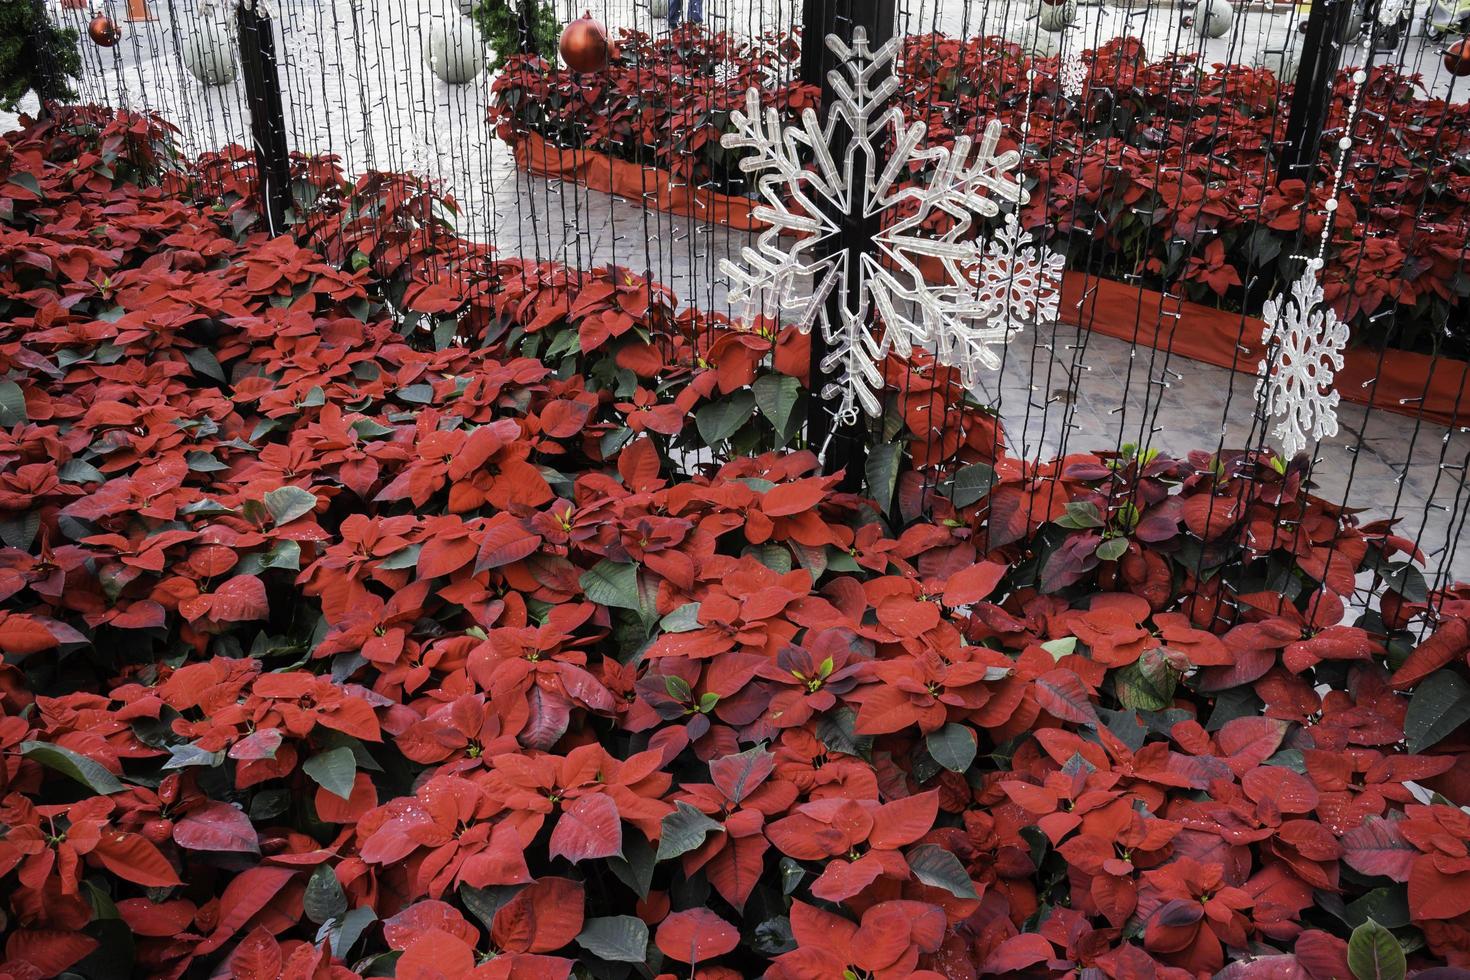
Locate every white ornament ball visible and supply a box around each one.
[1193,0,1234,38]
[422,14,486,84]
[1038,0,1078,33]
[182,16,238,87]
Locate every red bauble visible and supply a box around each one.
[1446,39,1470,77]
[88,12,120,46]
[559,13,609,73]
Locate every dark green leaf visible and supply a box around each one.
[303,746,357,800]
[695,390,756,445]
[1404,670,1470,753]
[258,540,301,572]
[1345,887,1411,930]
[378,544,422,571]
[1057,501,1105,528]
[332,906,376,958]
[161,742,224,770]
[250,789,291,821]
[575,916,649,963]
[304,865,348,925]
[779,856,805,895]
[659,603,701,633]
[606,832,656,900]
[655,802,722,862]
[907,844,979,898]
[21,741,123,794]
[1115,650,1177,711]
[949,463,995,508]
[753,374,801,436]
[184,348,226,382]
[264,486,318,526]
[1347,918,1406,980]
[0,512,39,550]
[59,459,107,483]
[817,707,872,759]
[580,560,640,610]
[0,380,27,426]
[7,172,41,196]
[1204,686,1263,731]
[184,451,229,473]
[926,724,977,773]
[751,916,796,956]
[865,442,903,514]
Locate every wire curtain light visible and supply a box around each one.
[33,0,1470,605]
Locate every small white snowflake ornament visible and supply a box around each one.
[1059,49,1086,100]
[719,29,1059,424]
[974,212,1065,329]
[1256,261,1349,458]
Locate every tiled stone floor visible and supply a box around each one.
[10,0,1469,583]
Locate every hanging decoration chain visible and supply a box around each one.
[1255,68,1368,460]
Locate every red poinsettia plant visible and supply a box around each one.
[0,105,1466,980]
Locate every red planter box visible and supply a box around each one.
[512,131,767,232]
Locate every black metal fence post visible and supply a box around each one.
[236,0,292,235]
[800,0,897,488]
[1279,0,1357,183]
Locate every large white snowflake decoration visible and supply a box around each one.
[1255,262,1349,458]
[719,28,1044,423]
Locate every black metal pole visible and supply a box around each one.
[237,1,292,235]
[802,0,896,488]
[1279,0,1356,183]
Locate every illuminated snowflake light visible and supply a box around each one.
[719,29,1059,425]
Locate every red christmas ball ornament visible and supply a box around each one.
[559,12,609,73]
[88,12,120,46]
[1446,39,1470,77]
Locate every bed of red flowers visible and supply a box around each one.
[489,29,1470,359]
[2,104,1470,979]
